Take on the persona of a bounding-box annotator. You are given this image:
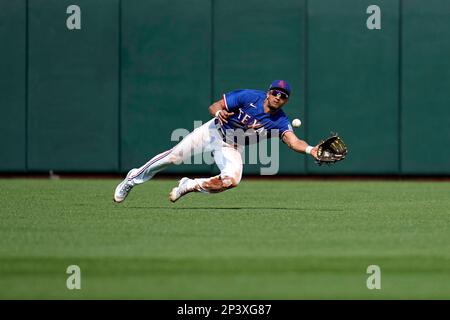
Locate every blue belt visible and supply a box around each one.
[214,118,239,148]
[214,118,226,141]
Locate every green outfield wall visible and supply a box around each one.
[0,0,26,171]
[0,0,449,175]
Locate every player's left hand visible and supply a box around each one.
[314,133,348,165]
[310,146,319,159]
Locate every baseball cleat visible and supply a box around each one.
[169,177,190,203]
[113,169,136,203]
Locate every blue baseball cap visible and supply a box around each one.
[269,80,291,96]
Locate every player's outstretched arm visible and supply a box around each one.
[282,131,318,159]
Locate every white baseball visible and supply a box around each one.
[292,118,302,128]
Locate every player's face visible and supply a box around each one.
[266,90,289,112]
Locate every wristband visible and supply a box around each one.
[215,110,221,118]
[305,146,314,154]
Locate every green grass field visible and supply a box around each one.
[0,178,449,299]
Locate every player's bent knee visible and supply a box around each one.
[168,153,182,165]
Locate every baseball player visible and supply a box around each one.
[114,80,318,203]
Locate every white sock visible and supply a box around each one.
[187,178,210,193]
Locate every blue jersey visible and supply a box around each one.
[220,89,293,144]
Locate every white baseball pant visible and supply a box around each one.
[126,118,243,193]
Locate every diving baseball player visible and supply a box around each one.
[114,80,319,203]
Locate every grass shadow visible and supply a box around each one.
[122,206,343,212]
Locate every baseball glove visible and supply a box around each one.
[315,133,348,166]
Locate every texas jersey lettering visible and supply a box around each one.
[219,89,293,144]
